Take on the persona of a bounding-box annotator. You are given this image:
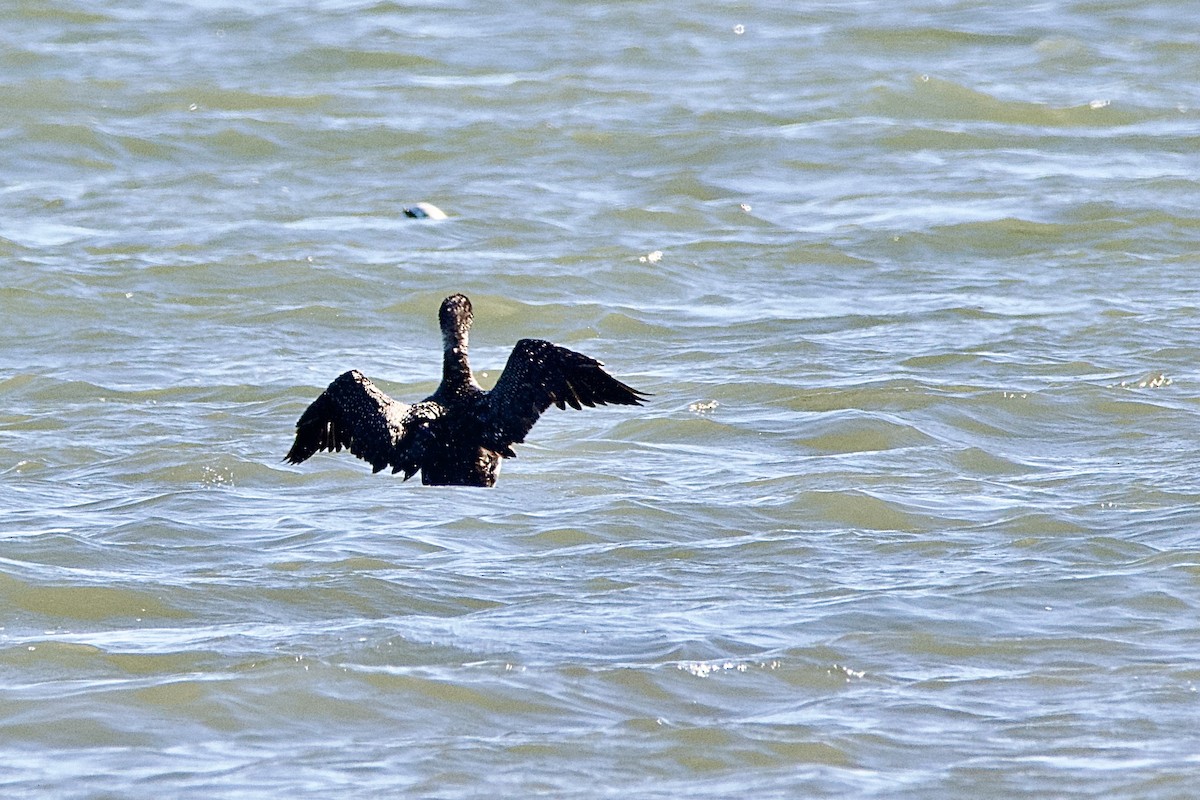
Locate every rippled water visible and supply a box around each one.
[4,1,1200,797]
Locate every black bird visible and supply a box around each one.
[285,294,647,486]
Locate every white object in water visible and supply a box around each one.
[403,202,448,220]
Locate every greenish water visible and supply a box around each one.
[3,1,1200,797]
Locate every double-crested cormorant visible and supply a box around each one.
[285,294,647,486]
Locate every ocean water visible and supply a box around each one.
[3,0,1200,797]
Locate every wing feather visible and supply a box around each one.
[285,370,420,475]
[483,339,647,453]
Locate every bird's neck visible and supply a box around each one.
[441,330,477,390]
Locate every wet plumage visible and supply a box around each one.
[285,294,647,486]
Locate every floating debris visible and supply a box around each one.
[403,202,448,220]
[688,399,719,413]
[739,202,752,213]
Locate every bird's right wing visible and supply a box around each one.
[482,338,647,455]
[285,370,431,478]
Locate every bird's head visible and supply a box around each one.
[439,293,474,350]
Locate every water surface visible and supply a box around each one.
[3,1,1200,797]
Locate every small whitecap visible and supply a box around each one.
[831,663,865,680]
[1113,371,1171,389]
[638,250,663,264]
[677,658,773,678]
[1089,99,1110,109]
[739,202,752,213]
[733,24,745,35]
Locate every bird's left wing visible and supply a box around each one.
[285,370,431,478]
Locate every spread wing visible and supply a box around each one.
[284,370,434,478]
[482,339,647,455]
